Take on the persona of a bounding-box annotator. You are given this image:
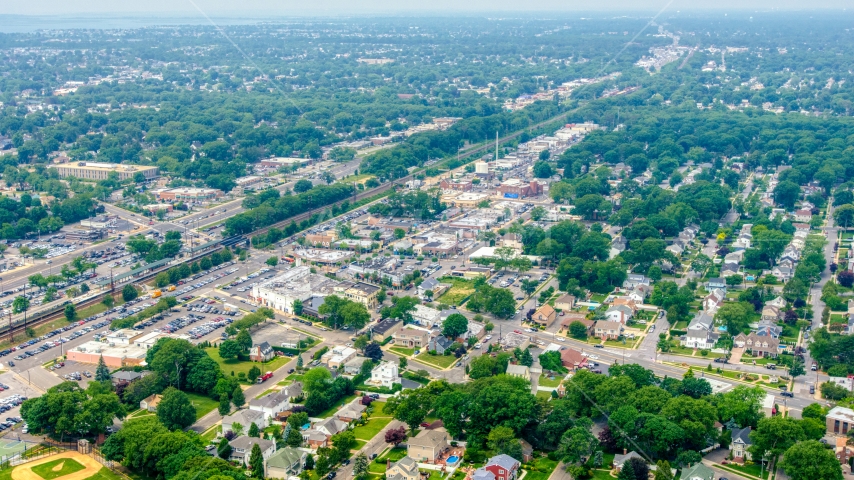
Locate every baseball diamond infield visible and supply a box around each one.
[11,452,102,480]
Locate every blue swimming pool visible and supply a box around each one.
[446,456,460,465]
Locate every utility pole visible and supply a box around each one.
[495,131,499,161]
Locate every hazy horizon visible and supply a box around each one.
[1,0,853,17]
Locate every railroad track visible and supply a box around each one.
[4,107,572,341]
[249,108,570,237]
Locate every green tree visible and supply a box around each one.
[353,453,369,480]
[304,367,333,393]
[217,436,232,460]
[442,313,468,339]
[266,256,279,267]
[64,303,77,321]
[12,295,30,322]
[95,355,111,382]
[156,387,196,430]
[286,426,304,447]
[248,365,261,383]
[780,440,843,480]
[487,426,524,461]
[249,443,264,478]
[102,295,115,308]
[219,340,242,360]
[122,284,138,302]
[750,416,806,460]
[236,329,253,351]
[569,321,588,339]
[248,422,260,437]
[557,418,598,465]
[218,393,231,416]
[232,386,245,408]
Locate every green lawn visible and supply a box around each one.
[536,391,553,400]
[200,425,221,443]
[186,392,219,419]
[204,347,291,380]
[381,447,408,462]
[718,462,769,479]
[415,352,458,369]
[352,416,394,441]
[31,458,86,480]
[522,456,559,480]
[590,469,616,480]
[390,347,416,357]
[538,375,563,388]
[313,394,358,418]
[435,277,475,306]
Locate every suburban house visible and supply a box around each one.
[613,451,645,471]
[836,437,854,466]
[112,371,145,385]
[264,447,306,478]
[372,318,404,338]
[560,348,589,371]
[229,436,276,466]
[554,294,576,311]
[761,305,782,322]
[707,278,727,290]
[344,357,370,375]
[680,312,718,350]
[304,431,328,449]
[368,361,402,388]
[335,403,367,423]
[532,304,557,327]
[407,428,450,463]
[605,305,633,324]
[827,406,854,436]
[794,209,812,223]
[313,417,348,437]
[417,278,441,297]
[249,390,293,419]
[623,274,651,289]
[394,327,432,349]
[755,320,783,338]
[321,346,358,368]
[386,457,420,480]
[506,364,531,381]
[411,305,441,327]
[767,296,787,309]
[477,454,521,480]
[223,408,268,434]
[679,463,714,480]
[594,320,622,340]
[249,341,275,362]
[428,336,453,355]
[730,427,753,461]
[703,289,726,313]
[666,243,684,256]
[140,394,162,412]
[771,265,794,282]
[734,332,780,358]
[628,285,651,303]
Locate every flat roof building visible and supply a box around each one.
[252,266,340,315]
[66,341,147,368]
[54,162,159,181]
[155,188,223,203]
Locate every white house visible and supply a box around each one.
[248,390,292,420]
[680,312,719,350]
[229,436,276,467]
[605,305,634,324]
[321,346,358,368]
[222,409,268,434]
[623,274,650,289]
[368,361,402,388]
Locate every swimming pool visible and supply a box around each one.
[446,455,460,465]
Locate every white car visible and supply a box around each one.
[484,335,492,340]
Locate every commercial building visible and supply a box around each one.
[54,162,159,181]
[828,406,854,436]
[321,346,358,368]
[154,188,224,202]
[332,281,381,309]
[497,179,543,199]
[251,266,341,314]
[292,248,352,265]
[439,179,473,191]
[66,341,147,368]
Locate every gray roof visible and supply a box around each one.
[249,390,291,410]
[614,451,644,467]
[420,278,439,290]
[486,454,520,472]
[688,312,714,331]
[731,427,752,445]
[229,435,275,452]
[472,469,496,480]
[111,371,143,382]
[283,381,303,399]
[224,409,265,428]
[254,341,273,355]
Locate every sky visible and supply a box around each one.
[1,0,852,16]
